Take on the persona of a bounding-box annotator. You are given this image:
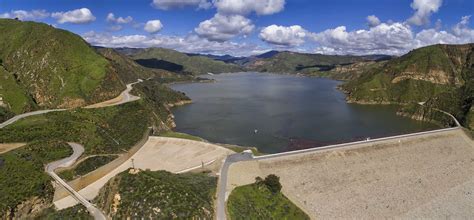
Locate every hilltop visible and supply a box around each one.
[0,19,124,115]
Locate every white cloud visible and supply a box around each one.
[82,31,262,56]
[366,15,381,27]
[259,25,307,46]
[106,13,133,24]
[144,20,164,33]
[311,15,474,55]
[151,0,212,10]
[0,9,49,20]
[52,8,96,24]
[214,0,285,15]
[407,0,442,26]
[195,13,254,41]
[311,23,415,55]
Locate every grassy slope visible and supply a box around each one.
[131,47,242,75]
[0,102,150,217]
[59,155,118,181]
[0,102,150,155]
[0,141,72,216]
[343,44,474,129]
[0,19,123,111]
[227,183,309,220]
[96,170,217,219]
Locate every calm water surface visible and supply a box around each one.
[170,72,439,153]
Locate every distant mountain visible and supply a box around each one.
[120,47,243,75]
[343,43,473,129]
[245,50,385,75]
[186,53,245,63]
[0,19,124,115]
[256,50,281,59]
[96,48,184,83]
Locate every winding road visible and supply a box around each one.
[45,143,106,220]
[0,80,142,129]
[1,80,144,220]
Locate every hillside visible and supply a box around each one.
[0,19,124,113]
[343,44,474,129]
[126,47,242,75]
[95,169,217,219]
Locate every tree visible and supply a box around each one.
[263,174,282,193]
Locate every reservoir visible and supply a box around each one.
[170,72,439,153]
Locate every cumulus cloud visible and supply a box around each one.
[52,8,96,24]
[310,15,474,55]
[366,15,381,27]
[214,0,285,15]
[311,23,415,55]
[144,20,164,33]
[82,31,262,56]
[259,25,307,46]
[407,0,442,26]
[195,13,254,41]
[0,9,49,20]
[151,0,212,10]
[106,13,133,24]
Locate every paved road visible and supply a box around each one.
[45,143,106,220]
[0,109,65,129]
[215,126,462,219]
[216,151,253,220]
[0,80,143,129]
[0,80,144,219]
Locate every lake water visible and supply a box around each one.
[170,72,439,153]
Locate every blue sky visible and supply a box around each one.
[1,0,473,56]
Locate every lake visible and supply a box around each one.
[170,72,439,153]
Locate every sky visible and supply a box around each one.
[0,0,473,56]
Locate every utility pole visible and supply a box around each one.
[131,158,135,169]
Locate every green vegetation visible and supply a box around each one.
[34,205,92,220]
[0,19,124,111]
[0,102,150,155]
[96,169,217,219]
[133,79,190,125]
[59,155,118,181]
[130,47,242,75]
[227,175,309,220]
[0,141,72,216]
[0,106,15,123]
[159,131,205,142]
[343,44,474,130]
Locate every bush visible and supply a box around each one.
[264,174,282,193]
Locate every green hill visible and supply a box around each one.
[343,44,474,129]
[128,47,242,75]
[0,19,124,114]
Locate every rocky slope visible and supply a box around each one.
[343,44,474,129]
[0,19,124,114]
